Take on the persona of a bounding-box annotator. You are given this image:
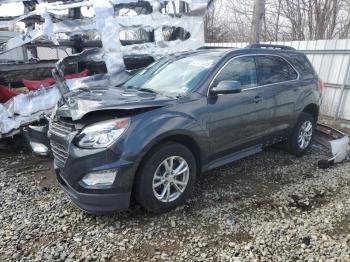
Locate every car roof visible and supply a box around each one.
[200,44,302,56]
[160,45,305,67]
[175,48,231,57]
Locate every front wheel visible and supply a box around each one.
[134,142,197,213]
[286,112,315,157]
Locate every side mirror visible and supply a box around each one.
[210,80,242,95]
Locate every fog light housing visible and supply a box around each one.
[30,142,49,156]
[80,169,117,188]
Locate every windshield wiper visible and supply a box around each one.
[122,85,137,89]
[125,86,174,98]
[124,86,158,94]
[137,87,158,94]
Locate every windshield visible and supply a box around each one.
[121,54,218,97]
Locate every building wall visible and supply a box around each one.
[0,31,27,61]
[36,47,71,60]
[1,31,71,61]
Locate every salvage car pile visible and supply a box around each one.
[0,69,90,136]
[0,0,209,137]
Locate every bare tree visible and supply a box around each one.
[204,0,350,43]
[279,0,350,40]
[220,0,253,42]
[338,0,350,38]
[204,0,227,42]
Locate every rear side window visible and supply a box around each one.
[289,54,316,79]
[212,57,257,89]
[256,56,298,85]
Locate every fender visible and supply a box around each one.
[111,109,210,177]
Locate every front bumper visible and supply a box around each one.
[55,168,131,214]
[50,129,137,214]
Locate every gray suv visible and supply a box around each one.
[48,44,322,213]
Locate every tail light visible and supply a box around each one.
[318,79,324,93]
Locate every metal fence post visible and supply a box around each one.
[334,58,350,120]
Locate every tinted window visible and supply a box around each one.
[289,54,315,79]
[212,57,257,89]
[256,56,298,85]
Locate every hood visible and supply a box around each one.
[56,86,176,120]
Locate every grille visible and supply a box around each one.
[50,141,68,168]
[49,118,74,168]
[50,118,75,136]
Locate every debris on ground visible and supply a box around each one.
[315,124,350,169]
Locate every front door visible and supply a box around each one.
[207,56,267,159]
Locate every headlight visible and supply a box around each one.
[77,118,130,148]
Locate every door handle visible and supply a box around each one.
[253,96,263,103]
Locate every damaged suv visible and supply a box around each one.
[45,44,322,213]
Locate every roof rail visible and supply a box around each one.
[246,44,296,50]
[198,46,233,49]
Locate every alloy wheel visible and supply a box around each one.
[152,156,190,203]
[298,120,313,149]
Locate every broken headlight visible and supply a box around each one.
[77,118,130,149]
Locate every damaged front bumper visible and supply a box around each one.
[24,117,135,213]
[55,169,131,214]
[50,127,135,214]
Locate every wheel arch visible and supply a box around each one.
[302,103,319,123]
[137,133,202,175]
[131,133,203,197]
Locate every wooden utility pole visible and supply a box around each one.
[250,0,265,44]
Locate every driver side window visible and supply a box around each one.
[212,56,257,89]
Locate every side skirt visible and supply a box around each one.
[205,144,263,171]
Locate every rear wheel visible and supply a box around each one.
[286,112,315,156]
[134,142,196,213]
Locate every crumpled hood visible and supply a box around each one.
[56,86,176,120]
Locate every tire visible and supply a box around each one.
[134,142,197,213]
[286,112,315,157]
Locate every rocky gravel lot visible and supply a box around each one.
[1,141,350,261]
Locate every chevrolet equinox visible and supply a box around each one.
[48,44,322,213]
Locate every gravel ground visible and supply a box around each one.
[1,141,350,261]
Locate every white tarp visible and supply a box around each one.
[0,87,61,134]
[1,0,208,74]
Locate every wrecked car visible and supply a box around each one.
[27,44,322,213]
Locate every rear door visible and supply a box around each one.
[255,55,299,135]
